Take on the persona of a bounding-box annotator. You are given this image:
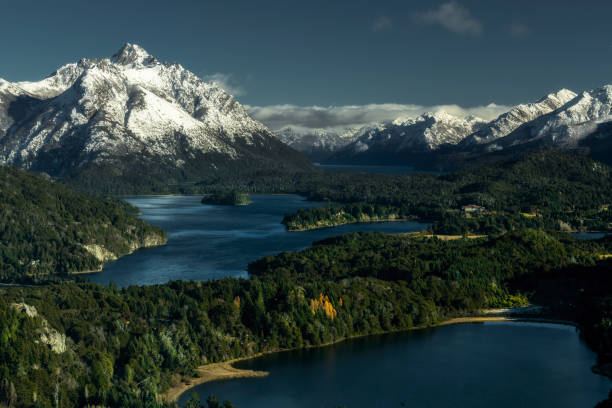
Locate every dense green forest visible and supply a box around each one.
[279,152,612,234]
[62,149,317,196]
[0,165,166,283]
[0,230,611,407]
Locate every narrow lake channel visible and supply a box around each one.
[89,195,430,286]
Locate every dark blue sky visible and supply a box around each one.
[1,0,611,107]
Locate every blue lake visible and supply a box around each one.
[89,195,429,287]
[572,232,608,240]
[179,322,611,408]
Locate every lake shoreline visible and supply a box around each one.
[73,236,168,276]
[400,232,487,240]
[287,216,612,234]
[285,217,422,232]
[164,314,576,403]
[163,360,269,403]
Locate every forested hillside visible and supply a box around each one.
[0,165,166,282]
[280,152,612,234]
[1,230,610,407]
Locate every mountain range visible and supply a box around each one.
[274,126,365,161]
[1,44,610,187]
[332,111,486,161]
[277,87,612,168]
[0,44,313,193]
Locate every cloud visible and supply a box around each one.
[203,73,245,96]
[246,103,511,133]
[372,16,393,32]
[416,2,483,36]
[508,22,531,37]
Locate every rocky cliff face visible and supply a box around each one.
[81,230,167,273]
[11,303,67,354]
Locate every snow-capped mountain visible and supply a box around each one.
[479,85,612,152]
[460,89,577,146]
[326,86,612,167]
[0,44,312,192]
[331,111,486,161]
[274,125,374,160]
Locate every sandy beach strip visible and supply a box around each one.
[438,315,576,327]
[163,360,269,403]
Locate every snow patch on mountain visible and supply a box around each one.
[275,124,377,157]
[338,111,486,157]
[0,43,295,178]
[272,84,612,165]
[484,85,612,150]
[461,89,578,146]
[15,62,86,99]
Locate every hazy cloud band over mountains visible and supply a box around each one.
[246,103,511,133]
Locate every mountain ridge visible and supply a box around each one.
[328,111,486,163]
[460,88,578,146]
[285,85,612,167]
[0,43,314,193]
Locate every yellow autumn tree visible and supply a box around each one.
[310,293,338,320]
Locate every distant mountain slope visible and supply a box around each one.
[274,126,364,161]
[479,85,612,152]
[323,86,612,168]
[0,165,166,282]
[450,85,612,167]
[459,89,577,146]
[0,44,314,193]
[330,112,485,163]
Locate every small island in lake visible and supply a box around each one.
[202,191,252,206]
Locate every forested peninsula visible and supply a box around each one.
[0,165,166,283]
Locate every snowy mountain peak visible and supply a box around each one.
[334,110,486,159]
[425,111,484,125]
[460,88,578,146]
[392,111,484,128]
[110,43,157,67]
[0,44,312,190]
[540,88,577,105]
[499,84,612,146]
[276,85,612,166]
[421,110,455,121]
[590,85,612,102]
[558,86,612,117]
[391,111,460,126]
